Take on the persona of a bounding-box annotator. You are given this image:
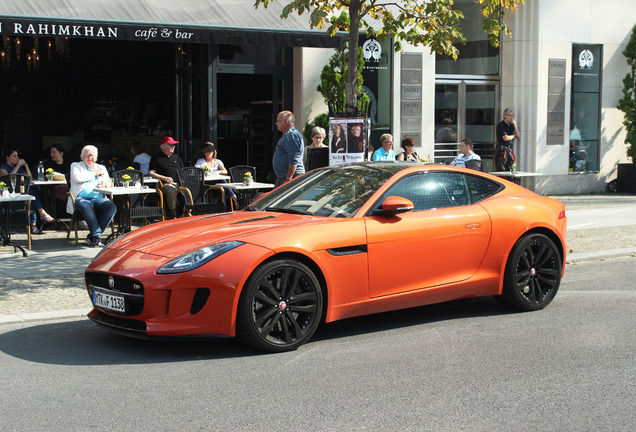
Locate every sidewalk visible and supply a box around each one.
[1,194,635,324]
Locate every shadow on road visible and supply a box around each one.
[0,296,512,365]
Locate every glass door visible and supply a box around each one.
[434,80,498,170]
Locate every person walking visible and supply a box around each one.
[272,110,305,187]
[495,108,520,171]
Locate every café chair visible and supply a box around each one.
[66,192,116,246]
[465,159,483,171]
[228,165,256,183]
[177,167,232,216]
[0,173,32,250]
[112,169,165,226]
[228,165,256,208]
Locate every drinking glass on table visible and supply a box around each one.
[10,176,17,195]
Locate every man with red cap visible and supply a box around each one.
[149,136,184,218]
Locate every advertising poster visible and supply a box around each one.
[328,118,371,165]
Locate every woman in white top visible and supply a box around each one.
[194,142,236,205]
[195,142,228,175]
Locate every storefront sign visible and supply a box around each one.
[1,19,202,42]
[328,118,370,165]
[0,17,344,46]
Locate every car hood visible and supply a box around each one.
[108,211,342,258]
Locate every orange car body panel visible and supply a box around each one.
[86,165,567,339]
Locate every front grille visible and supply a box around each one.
[86,271,144,316]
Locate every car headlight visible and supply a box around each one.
[157,241,244,274]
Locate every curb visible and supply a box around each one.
[566,248,636,264]
[0,308,91,325]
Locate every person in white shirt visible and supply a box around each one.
[450,139,481,168]
[131,142,151,175]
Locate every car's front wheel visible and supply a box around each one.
[237,259,323,352]
[500,233,562,311]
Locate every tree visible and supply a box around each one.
[316,41,368,114]
[254,0,524,113]
[618,24,636,162]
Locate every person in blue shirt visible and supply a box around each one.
[272,110,305,187]
[450,139,481,168]
[372,134,396,161]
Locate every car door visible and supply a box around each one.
[365,171,492,298]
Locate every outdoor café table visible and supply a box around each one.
[93,185,156,243]
[217,181,275,208]
[0,193,34,257]
[204,173,231,183]
[488,171,542,188]
[31,179,69,231]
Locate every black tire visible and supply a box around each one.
[500,233,562,311]
[237,259,323,352]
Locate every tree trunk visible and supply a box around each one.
[346,0,361,114]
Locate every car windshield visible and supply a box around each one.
[249,164,399,217]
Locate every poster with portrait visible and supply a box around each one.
[328,118,371,165]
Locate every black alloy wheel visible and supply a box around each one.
[501,233,562,311]
[237,259,323,352]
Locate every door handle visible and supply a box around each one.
[465,223,481,229]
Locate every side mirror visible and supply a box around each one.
[373,196,414,217]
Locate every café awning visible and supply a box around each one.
[0,0,345,47]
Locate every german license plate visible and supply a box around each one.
[92,290,125,313]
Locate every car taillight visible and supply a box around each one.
[558,210,566,219]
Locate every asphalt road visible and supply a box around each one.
[0,256,634,431]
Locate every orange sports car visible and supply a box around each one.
[85,163,567,352]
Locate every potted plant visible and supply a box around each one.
[121,173,132,187]
[45,168,55,181]
[243,171,253,185]
[0,181,6,195]
[617,24,636,193]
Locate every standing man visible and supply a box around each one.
[495,108,520,171]
[149,136,184,218]
[272,110,305,187]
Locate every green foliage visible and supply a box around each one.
[302,113,330,145]
[617,24,636,162]
[316,42,369,113]
[254,0,524,112]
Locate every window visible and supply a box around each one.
[569,44,602,173]
[380,172,470,211]
[465,174,503,203]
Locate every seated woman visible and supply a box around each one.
[43,143,72,204]
[194,142,236,208]
[67,145,117,247]
[396,137,419,161]
[0,147,54,234]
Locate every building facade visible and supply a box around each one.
[1,0,633,193]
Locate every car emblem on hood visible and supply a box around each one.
[108,276,114,288]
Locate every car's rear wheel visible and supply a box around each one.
[500,233,562,311]
[237,259,323,352]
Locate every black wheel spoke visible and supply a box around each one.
[254,287,278,306]
[284,310,306,337]
[258,310,282,337]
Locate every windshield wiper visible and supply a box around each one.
[265,207,312,215]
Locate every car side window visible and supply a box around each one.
[465,174,503,203]
[381,172,470,211]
